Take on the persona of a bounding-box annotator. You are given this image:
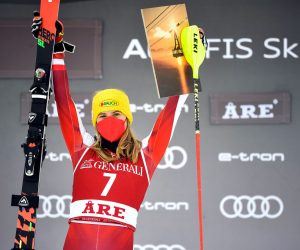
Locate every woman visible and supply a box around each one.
[32,16,196,250]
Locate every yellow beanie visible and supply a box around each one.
[91,88,133,127]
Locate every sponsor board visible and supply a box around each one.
[210,92,291,124]
[123,37,299,60]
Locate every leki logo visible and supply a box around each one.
[193,32,199,53]
[101,99,119,107]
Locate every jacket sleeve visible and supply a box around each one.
[141,94,188,179]
[52,54,94,167]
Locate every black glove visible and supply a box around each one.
[31,11,75,53]
[53,19,75,53]
[31,10,42,39]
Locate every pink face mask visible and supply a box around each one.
[96,116,126,142]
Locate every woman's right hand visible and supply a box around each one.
[31,11,42,39]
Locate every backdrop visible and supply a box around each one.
[0,0,299,250]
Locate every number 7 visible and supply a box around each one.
[101,173,116,196]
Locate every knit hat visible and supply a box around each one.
[91,88,133,127]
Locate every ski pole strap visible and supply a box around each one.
[193,78,201,132]
[12,248,34,250]
[11,195,39,208]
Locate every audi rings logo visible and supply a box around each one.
[158,146,187,170]
[220,195,284,219]
[134,245,186,250]
[37,195,72,219]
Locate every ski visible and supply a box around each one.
[11,1,60,249]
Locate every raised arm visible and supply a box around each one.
[141,94,188,179]
[50,21,94,167]
[52,54,94,153]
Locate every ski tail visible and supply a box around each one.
[12,207,37,249]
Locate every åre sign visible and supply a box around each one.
[209,92,291,124]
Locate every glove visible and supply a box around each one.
[31,10,42,39]
[31,11,75,53]
[55,19,64,44]
[53,19,75,53]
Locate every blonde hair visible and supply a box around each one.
[91,123,142,163]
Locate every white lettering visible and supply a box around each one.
[218,152,231,162]
[46,152,71,162]
[218,152,285,162]
[264,38,298,59]
[222,101,277,120]
[223,38,234,59]
[258,104,274,118]
[141,201,189,211]
[123,39,147,59]
[206,38,253,59]
[283,38,298,58]
[240,105,258,119]
[206,38,221,59]
[264,38,281,59]
[122,37,298,61]
[222,102,239,119]
[236,38,253,59]
[48,100,89,118]
[130,103,189,113]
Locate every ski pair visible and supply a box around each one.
[10,1,60,249]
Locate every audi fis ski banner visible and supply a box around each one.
[10,0,60,249]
